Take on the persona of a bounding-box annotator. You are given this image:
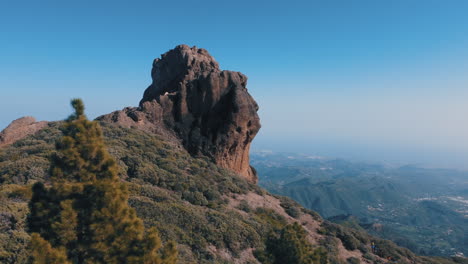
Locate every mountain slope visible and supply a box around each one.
[0,122,465,263]
[0,45,465,263]
[252,152,468,257]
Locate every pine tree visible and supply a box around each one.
[28,99,177,264]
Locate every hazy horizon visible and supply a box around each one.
[2,1,468,171]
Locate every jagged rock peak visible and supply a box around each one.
[0,117,48,147]
[100,44,261,183]
[141,44,220,104]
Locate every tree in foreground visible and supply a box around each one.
[27,99,177,264]
[257,222,328,264]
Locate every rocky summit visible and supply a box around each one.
[0,117,48,147]
[98,45,261,183]
[1,46,464,264]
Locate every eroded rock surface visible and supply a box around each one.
[0,117,48,147]
[98,45,261,182]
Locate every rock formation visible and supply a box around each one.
[0,117,48,147]
[98,45,261,182]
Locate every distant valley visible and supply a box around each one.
[252,151,468,257]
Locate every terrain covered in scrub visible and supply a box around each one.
[0,121,466,264]
[0,45,467,264]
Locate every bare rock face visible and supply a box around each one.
[0,117,48,147]
[99,45,261,182]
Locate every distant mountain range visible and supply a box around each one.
[252,151,468,257]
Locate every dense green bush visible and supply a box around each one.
[278,196,302,218]
[236,200,252,212]
[347,257,360,264]
[321,221,360,251]
[0,185,31,264]
[256,223,327,264]
[373,239,413,261]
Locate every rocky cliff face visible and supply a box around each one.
[0,117,48,147]
[99,45,261,183]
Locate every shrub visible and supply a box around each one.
[256,223,328,264]
[278,196,302,218]
[237,200,251,212]
[347,257,360,264]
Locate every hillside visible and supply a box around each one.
[1,45,466,264]
[1,122,466,264]
[252,151,468,257]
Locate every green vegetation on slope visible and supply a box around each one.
[0,120,275,263]
[255,222,327,264]
[0,120,465,263]
[28,99,177,264]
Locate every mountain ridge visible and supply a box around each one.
[0,45,466,264]
[3,120,463,263]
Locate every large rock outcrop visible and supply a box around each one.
[99,45,261,183]
[0,117,48,147]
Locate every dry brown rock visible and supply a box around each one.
[0,117,48,147]
[98,45,261,183]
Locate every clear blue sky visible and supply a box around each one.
[1,0,468,169]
